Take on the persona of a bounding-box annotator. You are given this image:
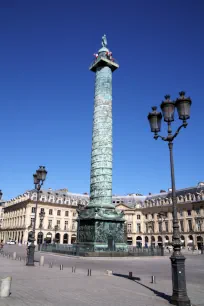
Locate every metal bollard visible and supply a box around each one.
[129,272,133,279]
[60,265,63,270]
[0,276,12,297]
[151,275,156,284]
[49,262,53,268]
[87,269,92,276]
[72,266,76,273]
[18,257,21,261]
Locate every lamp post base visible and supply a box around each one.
[170,253,191,306]
[26,244,35,266]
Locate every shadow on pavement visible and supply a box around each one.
[113,273,171,303]
[113,272,141,281]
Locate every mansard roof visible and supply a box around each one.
[4,182,204,209]
[146,185,204,200]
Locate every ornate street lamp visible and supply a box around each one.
[26,166,47,266]
[147,91,192,306]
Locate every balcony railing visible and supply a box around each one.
[90,56,119,68]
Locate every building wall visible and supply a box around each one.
[1,185,204,248]
[118,199,204,248]
[1,190,84,245]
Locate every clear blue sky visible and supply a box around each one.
[0,0,203,200]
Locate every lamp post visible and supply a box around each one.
[75,203,84,255]
[54,225,59,244]
[26,166,47,266]
[157,212,166,256]
[195,216,204,254]
[147,221,154,242]
[147,91,192,306]
[38,210,45,250]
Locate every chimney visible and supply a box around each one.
[160,190,166,193]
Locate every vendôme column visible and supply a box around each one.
[89,34,118,208]
[78,35,127,252]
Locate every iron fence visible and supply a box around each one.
[41,244,163,257]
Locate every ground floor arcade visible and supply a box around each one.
[0,229,77,245]
[127,234,203,249]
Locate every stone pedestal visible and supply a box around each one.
[78,207,127,252]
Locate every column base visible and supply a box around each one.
[170,253,191,306]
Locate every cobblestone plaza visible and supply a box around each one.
[0,245,204,306]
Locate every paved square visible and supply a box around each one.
[0,247,204,306]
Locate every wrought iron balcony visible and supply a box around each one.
[90,56,119,70]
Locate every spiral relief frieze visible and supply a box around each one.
[89,66,113,207]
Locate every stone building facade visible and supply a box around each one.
[1,183,204,248]
[1,189,89,245]
[115,182,204,249]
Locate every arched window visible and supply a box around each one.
[145,236,149,247]
[197,236,203,250]
[158,236,163,245]
[37,232,43,244]
[127,237,132,245]
[71,235,76,244]
[136,236,142,248]
[151,236,155,245]
[55,233,60,244]
[63,233,68,244]
[46,232,52,244]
